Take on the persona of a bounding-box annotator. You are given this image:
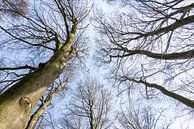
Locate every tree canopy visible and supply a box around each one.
[0,0,194,129]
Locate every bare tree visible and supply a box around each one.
[0,0,90,129]
[0,0,28,16]
[96,0,194,109]
[61,78,112,129]
[115,106,173,129]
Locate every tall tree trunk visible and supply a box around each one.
[0,33,75,129]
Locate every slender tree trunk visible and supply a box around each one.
[0,33,75,129]
[26,82,66,129]
[89,102,95,129]
[25,95,52,129]
[37,117,43,129]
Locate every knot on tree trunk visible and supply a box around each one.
[19,97,32,113]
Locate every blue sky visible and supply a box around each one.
[43,1,194,129]
[0,0,194,128]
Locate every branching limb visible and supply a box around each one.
[0,65,37,71]
[122,76,194,108]
[111,48,194,60]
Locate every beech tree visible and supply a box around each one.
[61,79,112,129]
[96,0,194,109]
[116,106,173,129]
[0,0,90,129]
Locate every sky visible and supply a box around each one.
[42,1,194,129]
[0,0,194,129]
